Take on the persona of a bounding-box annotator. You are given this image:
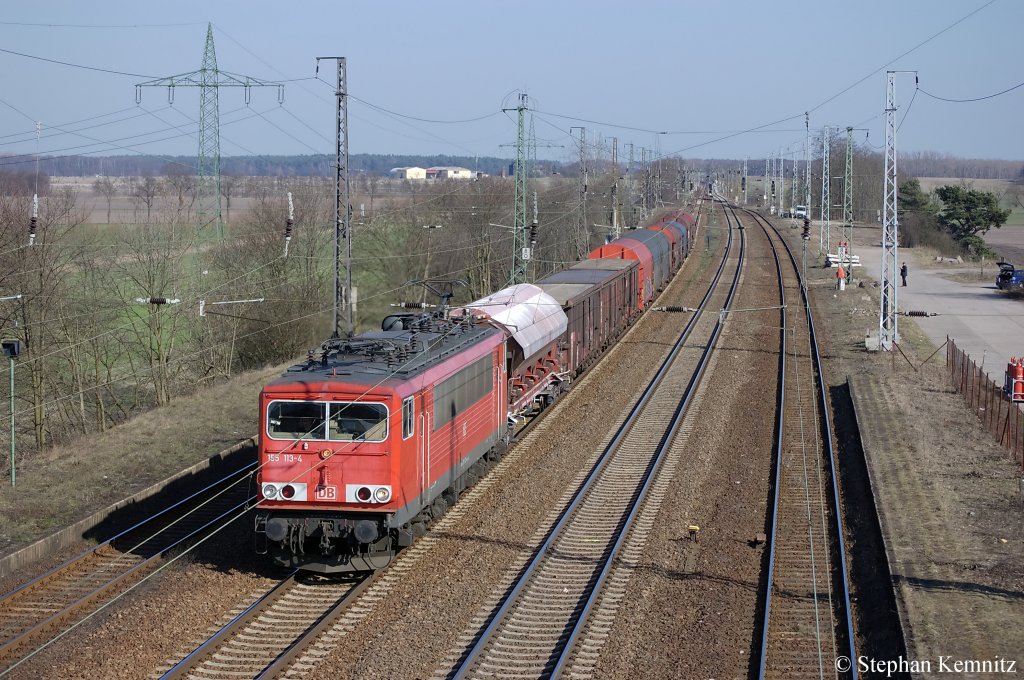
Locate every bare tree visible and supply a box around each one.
[162,169,196,223]
[220,172,240,225]
[110,219,194,406]
[9,188,87,449]
[207,184,333,370]
[132,176,160,222]
[92,177,117,224]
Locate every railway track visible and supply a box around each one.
[157,572,369,679]
[0,462,256,675]
[740,206,857,679]
[430,201,742,680]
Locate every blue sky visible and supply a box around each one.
[0,0,1020,167]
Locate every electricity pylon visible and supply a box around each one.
[841,126,869,280]
[505,94,530,285]
[571,126,589,260]
[843,126,854,274]
[611,138,621,239]
[803,113,811,220]
[136,23,282,240]
[820,127,831,255]
[879,72,912,350]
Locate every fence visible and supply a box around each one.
[946,336,1024,470]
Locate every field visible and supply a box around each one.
[915,176,1014,195]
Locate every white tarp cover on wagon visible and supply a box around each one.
[454,283,567,361]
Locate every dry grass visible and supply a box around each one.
[0,362,291,552]
[915,177,1013,194]
[943,271,994,284]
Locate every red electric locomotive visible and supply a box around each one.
[255,284,567,572]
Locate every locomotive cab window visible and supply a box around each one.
[328,402,388,441]
[402,397,415,439]
[267,401,326,440]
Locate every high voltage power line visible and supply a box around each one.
[135,23,284,241]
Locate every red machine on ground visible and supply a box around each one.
[255,210,696,572]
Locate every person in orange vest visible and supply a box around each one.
[836,264,846,290]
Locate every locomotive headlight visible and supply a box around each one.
[281,484,296,499]
[356,486,372,502]
[373,486,391,503]
[262,484,278,499]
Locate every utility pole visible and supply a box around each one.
[791,150,798,213]
[504,94,531,284]
[531,191,539,280]
[654,137,664,208]
[771,151,777,214]
[571,126,589,259]
[764,157,769,203]
[782,152,788,211]
[804,112,811,219]
[879,71,915,350]
[136,24,282,241]
[529,114,538,187]
[820,127,831,256]
[625,143,635,229]
[317,57,353,337]
[639,147,648,223]
[610,137,621,240]
[843,126,855,278]
[1,331,21,487]
[742,157,748,205]
[770,151,778,214]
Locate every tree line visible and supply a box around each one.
[3,153,520,179]
[4,149,1021,181]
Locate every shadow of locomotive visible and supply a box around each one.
[81,443,282,577]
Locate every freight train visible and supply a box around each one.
[254,210,697,572]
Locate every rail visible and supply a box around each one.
[0,462,257,675]
[160,572,372,679]
[740,206,857,679]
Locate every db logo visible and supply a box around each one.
[315,485,337,501]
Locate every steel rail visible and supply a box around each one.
[0,460,256,603]
[452,199,741,679]
[161,572,300,679]
[0,496,252,671]
[254,574,375,679]
[167,245,707,680]
[161,571,372,679]
[743,206,857,679]
[0,462,257,673]
[743,207,789,678]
